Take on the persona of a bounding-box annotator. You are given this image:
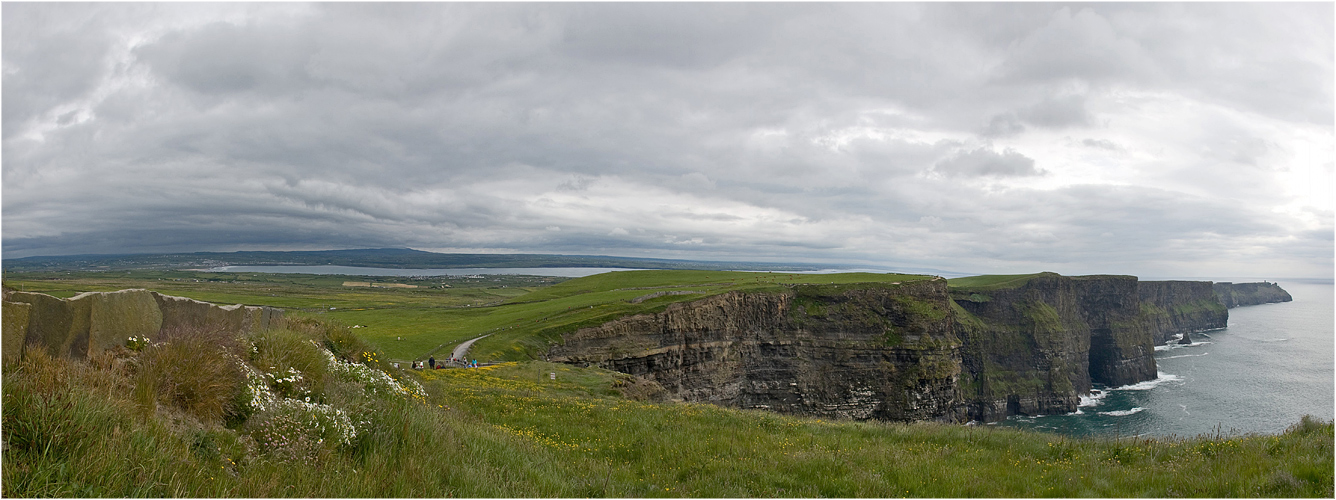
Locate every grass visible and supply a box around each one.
[946,272,1053,291]
[6,328,1330,497]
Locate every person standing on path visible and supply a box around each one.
[429,356,435,369]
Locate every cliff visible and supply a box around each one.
[950,273,1157,421]
[1213,282,1293,308]
[1139,281,1228,345]
[550,273,1167,423]
[2,289,282,361]
[549,279,967,422]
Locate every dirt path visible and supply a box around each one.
[449,334,490,364]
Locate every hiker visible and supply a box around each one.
[429,356,435,369]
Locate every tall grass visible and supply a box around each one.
[133,325,245,423]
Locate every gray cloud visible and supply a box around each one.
[3,3,1331,279]
[933,147,1044,178]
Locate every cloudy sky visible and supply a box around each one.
[4,3,1332,279]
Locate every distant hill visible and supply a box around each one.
[1,248,833,273]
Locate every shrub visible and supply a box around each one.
[247,328,330,401]
[283,317,367,357]
[243,397,357,461]
[133,326,245,424]
[322,347,426,402]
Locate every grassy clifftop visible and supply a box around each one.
[470,270,933,360]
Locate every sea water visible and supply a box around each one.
[998,281,1334,438]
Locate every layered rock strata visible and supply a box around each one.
[1138,281,1228,345]
[551,273,1170,424]
[2,289,282,361]
[950,274,1157,421]
[550,279,967,422]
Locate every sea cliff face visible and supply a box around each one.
[550,273,1170,423]
[950,273,1157,421]
[1213,282,1293,308]
[548,279,967,422]
[1138,281,1228,345]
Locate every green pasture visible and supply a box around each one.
[947,272,1050,290]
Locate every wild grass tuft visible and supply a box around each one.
[134,325,245,424]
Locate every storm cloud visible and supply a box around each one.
[4,3,1332,279]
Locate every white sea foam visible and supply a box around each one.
[1257,338,1289,343]
[1156,340,1212,351]
[1159,352,1210,360]
[1098,407,1146,417]
[1079,390,1108,407]
[1111,372,1181,391]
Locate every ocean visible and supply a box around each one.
[997,281,1334,438]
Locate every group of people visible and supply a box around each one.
[411,356,479,369]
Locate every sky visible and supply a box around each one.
[3,3,1333,279]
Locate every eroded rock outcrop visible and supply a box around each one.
[2,289,282,361]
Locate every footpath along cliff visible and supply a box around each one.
[550,273,1282,423]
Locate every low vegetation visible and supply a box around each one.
[3,316,1331,497]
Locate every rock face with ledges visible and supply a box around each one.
[550,279,966,422]
[1139,281,1228,345]
[553,273,1180,424]
[951,273,1092,421]
[1074,276,1158,389]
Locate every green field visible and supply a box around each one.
[2,269,929,362]
[946,272,1052,290]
